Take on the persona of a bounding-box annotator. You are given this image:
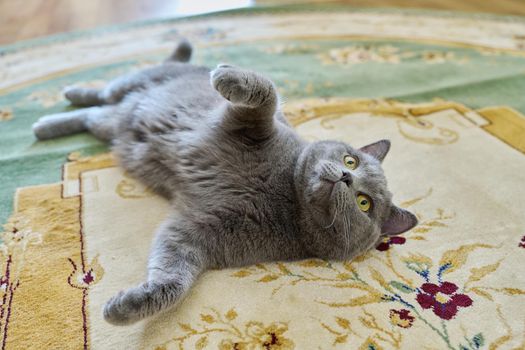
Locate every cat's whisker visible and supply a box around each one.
[341,208,351,257]
[324,208,338,229]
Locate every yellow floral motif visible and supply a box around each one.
[360,310,403,347]
[422,51,464,64]
[318,45,464,66]
[322,310,402,348]
[389,311,412,329]
[155,308,294,350]
[67,255,104,289]
[320,316,357,345]
[0,108,13,121]
[232,258,369,298]
[220,322,293,350]
[26,90,64,108]
[358,337,384,350]
[261,44,319,54]
[284,98,471,127]
[67,151,82,161]
[397,116,459,145]
[1,214,43,285]
[115,172,154,199]
[463,259,525,302]
[514,34,525,50]
[477,48,503,56]
[284,98,463,146]
[439,243,496,275]
[408,207,455,241]
[1,214,42,257]
[276,79,318,96]
[318,45,402,65]
[0,214,44,343]
[401,253,433,275]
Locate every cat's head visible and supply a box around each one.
[294,139,417,259]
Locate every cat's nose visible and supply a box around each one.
[340,171,353,187]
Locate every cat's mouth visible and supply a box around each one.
[319,179,349,204]
[309,179,349,215]
[322,178,350,192]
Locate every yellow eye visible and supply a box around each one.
[343,155,358,170]
[356,194,372,212]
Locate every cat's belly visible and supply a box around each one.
[176,189,304,267]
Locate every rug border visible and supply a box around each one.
[3,98,524,348]
[1,3,525,55]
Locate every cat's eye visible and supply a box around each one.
[356,194,372,212]
[343,155,359,170]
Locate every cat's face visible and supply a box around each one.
[295,139,417,258]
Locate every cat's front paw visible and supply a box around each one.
[210,64,250,105]
[210,64,274,107]
[103,287,147,325]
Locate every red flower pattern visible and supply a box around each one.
[83,270,95,285]
[376,236,406,251]
[416,281,472,320]
[519,235,525,248]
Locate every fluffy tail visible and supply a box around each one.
[165,39,193,63]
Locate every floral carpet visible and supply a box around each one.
[1,4,525,350]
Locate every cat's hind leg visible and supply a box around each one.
[33,105,118,141]
[103,218,204,325]
[65,40,194,107]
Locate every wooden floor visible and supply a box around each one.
[1,0,525,45]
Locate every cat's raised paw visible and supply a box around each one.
[210,64,251,105]
[210,65,275,108]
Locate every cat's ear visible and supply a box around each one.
[381,205,418,235]
[359,139,391,162]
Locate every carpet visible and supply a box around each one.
[1,4,525,349]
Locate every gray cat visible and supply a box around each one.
[33,40,417,325]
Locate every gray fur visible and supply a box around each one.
[33,41,418,325]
